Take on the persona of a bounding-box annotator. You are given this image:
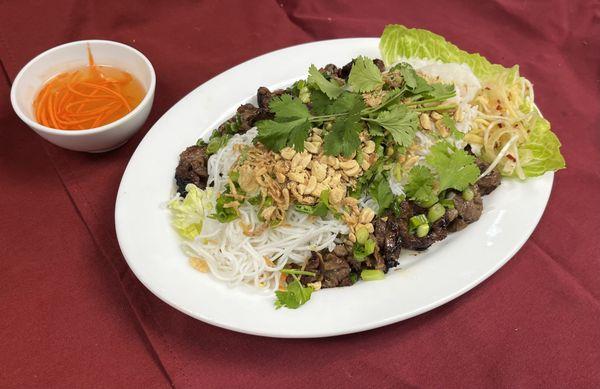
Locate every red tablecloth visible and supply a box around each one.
[1,1,599,388]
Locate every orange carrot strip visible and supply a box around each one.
[80,82,131,111]
[47,93,60,129]
[92,104,122,128]
[65,101,118,117]
[67,83,112,99]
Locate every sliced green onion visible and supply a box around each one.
[427,203,445,223]
[355,226,369,245]
[361,269,385,281]
[353,238,376,260]
[462,187,474,201]
[295,204,316,214]
[416,196,438,208]
[263,196,273,207]
[248,195,262,206]
[281,269,316,277]
[439,199,455,209]
[392,163,403,181]
[299,86,310,103]
[228,170,239,182]
[409,214,428,229]
[416,223,430,237]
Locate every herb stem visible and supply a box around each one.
[361,89,405,114]
[309,113,347,122]
[281,269,317,277]
[404,95,455,106]
[414,104,457,112]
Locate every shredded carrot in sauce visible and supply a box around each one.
[33,45,145,130]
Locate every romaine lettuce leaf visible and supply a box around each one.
[518,115,566,177]
[379,24,519,84]
[168,184,214,240]
[380,24,565,177]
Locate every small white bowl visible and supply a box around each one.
[11,40,156,153]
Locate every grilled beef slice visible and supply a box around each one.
[448,186,484,232]
[175,145,209,195]
[257,87,286,110]
[288,249,355,288]
[475,158,501,195]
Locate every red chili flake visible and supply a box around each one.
[506,154,516,162]
[498,123,504,128]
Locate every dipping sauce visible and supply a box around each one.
[33,46,145,130]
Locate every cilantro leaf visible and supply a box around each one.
[348,56,384,92]
[328,92,364,114]
[309,90,330,115]
[426,141,479,192]
[412,76,434,94]
[323,115,362,157]
[350,157,384,198]
[367,121,385,136]
[442,113,464,140]
[308,64,343,99]
[424,83,455,100]
[389,62,433,94]
[404,166,438,206]
[274,277,314,309]
[323,96,366,157]
[294,190,331,217]
[371,105,419,147]
[256,118,310,152]
[269,94,310,120]
[256,95,311,152]
[391,62,418,89]
[310,91,362,117]
[369,173,394,215]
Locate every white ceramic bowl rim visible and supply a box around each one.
[10,39,156,137]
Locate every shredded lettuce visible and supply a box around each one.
[380,24,565,177]
[518,116,566,177]
[168,184,214,240]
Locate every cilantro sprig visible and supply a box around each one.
[256,95,311,152]
[294,190,335,217]
[365,105,420,147]
[256,61,458,159]
[404,166,438,207]
[322,96,366,157]
[274,275,314,309]
[369,173,394,215]
[403,141,480,207]
[426,141,479,192]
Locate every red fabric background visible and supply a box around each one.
[1,1,599,388]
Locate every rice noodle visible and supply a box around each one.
[183,129,348,291]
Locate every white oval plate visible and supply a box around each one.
[115,38,553,338]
